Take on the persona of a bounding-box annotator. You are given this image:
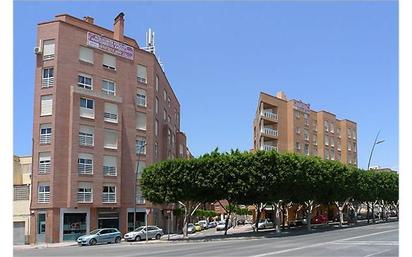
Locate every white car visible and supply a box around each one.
[252,219,274,229]
[216,221,231,231]
[124,226,163,241]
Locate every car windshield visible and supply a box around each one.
[133,226,145,232]
[188,223,194,226]
[89,229,100,235]
[218,221,225,225]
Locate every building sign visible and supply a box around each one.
[87,32,134,60]
[293,100,311,113]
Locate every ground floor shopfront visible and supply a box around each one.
[29,207,166,243]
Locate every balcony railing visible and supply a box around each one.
[38,192,50,203]
[261,111,278,121]
[77,192,92,203]
[261,128,278,137]
[40,134,51,144]
[78,163,93,175]
[42,77,54,88]
[103,166,117,176]
[102,193,116,203]
[260,145,278,152]
[39,162,51,173]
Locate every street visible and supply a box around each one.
[14,221,398,257]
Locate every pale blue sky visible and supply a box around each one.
[13,1,398,170]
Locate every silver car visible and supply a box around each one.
[77,228,122,246]
[124,226,164,241]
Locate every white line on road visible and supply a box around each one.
[331,240,398,246]
[248,228,399,257]
[363,249,391,257]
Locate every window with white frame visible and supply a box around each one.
[303,129,309,140]
[104,129,118,149]
[330,123,335,133]
[137,64,147,84]
[296,127,301,135]
[154,142,158,158]
[38,152,51,173]
[102,185,116,203]
[78,153,93,175]
[38,183,50,203]
[163,109,167,121]
[312,146,318,155]
[42,67,54,88]
[78,74,93,90]
[43,40,55,60]
[312,136,317,145]
[136,137,146,155]
[353,142,357,152]
[348,142,352,151]
[102,80,116,96]
[79,125,94,146]
[154,119,158,136]
[40,123,52,144]
[40,95,53,116]
[337,152,341,160]
[136,160,146,177]
[325,135,329,146]
[325,150,330,160]
[172,134,175,149]
[304,144,309,156]
[79,46,94,64]
[136,89,146,107]
[103,156,117,176]
[77,183,92,203]
[155,97,159,114]
[330,137,334,147]
[104,103,118,123]
[324,121,329,132]
[179,144,184,158]
[136,112,146,130]
[330,151,335,160]
[337,141,341,151]
[136,188,145,204]
[155,75,159,92]
[295,142,301,151]
[80,97,95,119]
[102,54,116,70]
[163,89,167,101]
[352,130,357,139]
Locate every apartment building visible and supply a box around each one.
[253,91,357,165]
[30,13,189,243]
[13,155,32,245]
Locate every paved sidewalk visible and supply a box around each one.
[14,241,77,251]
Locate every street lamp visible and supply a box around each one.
[134,142,147,231]
[367,131,385,170]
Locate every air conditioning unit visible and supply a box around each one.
[34,46,42,54]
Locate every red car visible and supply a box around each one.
[311,214,328,224]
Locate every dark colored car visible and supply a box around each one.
[311,214,328,224]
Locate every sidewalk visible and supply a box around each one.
[13,241,77,251]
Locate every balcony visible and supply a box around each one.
[260,144,278,152]
[261,128,278,137]
[261,111,278,121]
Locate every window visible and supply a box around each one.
[324,121,329,132]
[39,152,51,173]
[168,115,171,124]
[102,54,116,70]
[303,113,308,119]
[330,123,335,133]
[77,183,92,203]
[136,89,146,107]
[154,142,158,158]
[80,98,94,119]
[312,136,317,146]
[337,128,341,138]
[167,129,171,147]
[40,124,52,144]
[337,152,341,160]
[103,156,117,176]
[163,109,167,121]
[172,134,175,149]
[348,142,352,151]
[40,95,53,116]
[155,75,159,92]
[136,137,146,155]
[325,135,329,146]
[163,90,167,101]
[42,67,54,88]
[79,125,94,146]
[330,137,334,147]
[337,141,341,151]
[78,153,93,175]
[304,144,309,156]
[104,129,118,149]
[325,150,330,160]
[102,186,116,203]
[137,64,147,84]
[154,119,158,136]
[353,142,357,152]
[304,129,309,140]
[330,151,335,160]
[78,74,93,90]
[348,128,352,139]
[14,185,30,201]
[353,130,357,140]
[136,112,146,130]
[313,121,317,132]
[296,127,301,135]
[179,144,184,158]
[102,80,116,95]
[168,97,171,108]
[295,111,300,119]
[43,40,55,60]
[295,142,301,151]
[155,97,158,114]
[38,184,50,203]
[136,161,146,177]
[79,46,94,64]
[104,103,118,123]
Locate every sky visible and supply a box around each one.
[13,0,398,170]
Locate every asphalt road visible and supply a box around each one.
[14,222,398,257]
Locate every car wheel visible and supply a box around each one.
[89,238,97,246]
[115,236,121,243]
[155,234,161,240]
[135,235,141,241]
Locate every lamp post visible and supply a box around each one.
[133,142,147,231]
[367,131,385,170]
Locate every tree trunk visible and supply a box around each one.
[367,202,370,224]
[182,205,188,239]
[273,202,281,233]
[305,200,314,231]
[224,211,231,235]
[254,203,264,233]
[372,202,376,224]
[334,199,350,228]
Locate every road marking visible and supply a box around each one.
[363,249,391,257]
[249,228,398,257]
[331,240,398,246]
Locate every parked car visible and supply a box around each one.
[311,214,328,224]
[187,223,196,234]
[216,221,231,231]
[237,219,246,225]
[198,220,208,229]
[77,228,122,246]
[194,223,202,231]
[289,218,307,227]
[207,221,217,228]
[124,226,164,241]
[252,219,274,229]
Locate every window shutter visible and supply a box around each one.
[79,153,93,160]
[78,182,92,189]
[137,65,147,80]
[104,130,118,149]
[43,40,55,58]
[104,156,117,168]
[136,112,146,130]
[79,125,94,135]
[103,54,116,69]
[104,103,118,115]
[79,46,94,63]
[41,95,53,116]
[39,152,51,162]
